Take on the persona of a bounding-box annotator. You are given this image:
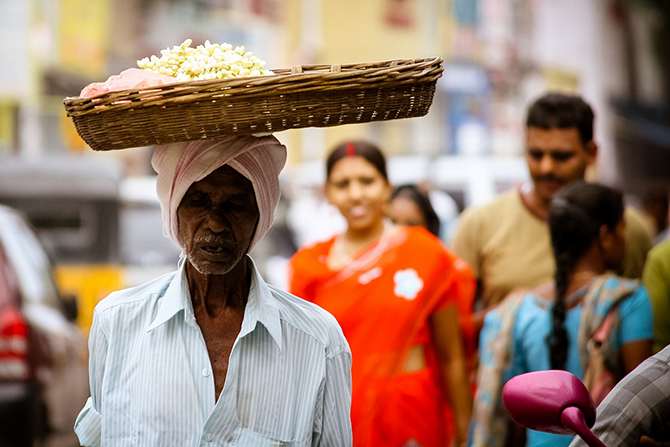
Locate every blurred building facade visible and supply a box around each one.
[1,0,668,319]
[0,0,668,191]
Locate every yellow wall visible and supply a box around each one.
[0,102,15,151]
[284,0,449,161]
[321,0,420,63]
[58,0,111,78]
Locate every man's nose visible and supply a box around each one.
[204,207,230,233]
[539,154,555,173]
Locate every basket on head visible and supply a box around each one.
[63,57,444,151]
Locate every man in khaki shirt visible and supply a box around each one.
[450,92,652,331]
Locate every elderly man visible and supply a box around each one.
[74,136,353,446]
[451,92,652,330]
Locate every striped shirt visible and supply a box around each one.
[569,344,670,447]
[75,257,352,447]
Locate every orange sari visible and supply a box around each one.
[289,227,475,447]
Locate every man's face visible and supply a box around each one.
[177,165,259,275]
[526,126,596,202]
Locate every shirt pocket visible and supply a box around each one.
[231,427,299,447]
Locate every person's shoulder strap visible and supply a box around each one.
[577,275,639,371]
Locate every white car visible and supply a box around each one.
[0,205,88,447]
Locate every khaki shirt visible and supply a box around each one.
[450,189,652,308]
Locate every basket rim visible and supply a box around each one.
[64,56,444,151]
[63,57,444,114]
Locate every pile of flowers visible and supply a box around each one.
[137,39,273,82]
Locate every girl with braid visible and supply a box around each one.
[470,181,653,447]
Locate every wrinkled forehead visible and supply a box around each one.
[203,164,252,188]
[181,164,257,203]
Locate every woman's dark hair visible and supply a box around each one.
[391,184,441,237]
[526,92,594,145]
[547,181,624,370]
[326,140,388,181]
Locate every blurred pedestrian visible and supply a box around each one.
[388,184,441,237]
[471,181,653,447]
[643,239,670,353]
[450,92,652,335]
[75,136,353,446]
[288,141,474,447]
[640,190,669,245]
[388,184,479,372]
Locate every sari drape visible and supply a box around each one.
[289,227,475,447]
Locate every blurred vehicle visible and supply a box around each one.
[0,156,181,334]
[0,156,124,333]
[118,175,182,287]
[0,205,88,447]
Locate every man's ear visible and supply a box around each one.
[585,140,598,165]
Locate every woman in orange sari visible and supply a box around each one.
[288,141,474,447]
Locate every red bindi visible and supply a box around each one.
[346,142,356,157]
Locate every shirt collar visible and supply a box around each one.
[146,256,283,351]
[147,258,193,332]
[240,256,283,351]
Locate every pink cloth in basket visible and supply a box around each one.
[79,68,177,98]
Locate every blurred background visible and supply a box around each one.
[0,0,669,445]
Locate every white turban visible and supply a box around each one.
[151,135,287,252]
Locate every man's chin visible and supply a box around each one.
[186,254,240,276]
[536,183,564,201]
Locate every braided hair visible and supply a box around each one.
[547,181,624,370]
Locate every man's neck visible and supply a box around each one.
[519,182,552,221]
[186,258,251,318]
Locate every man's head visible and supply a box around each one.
[525,93,597,202]
[177,165,259,275]
[152,135,287,274]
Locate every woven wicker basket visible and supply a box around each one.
[63,57,443,151]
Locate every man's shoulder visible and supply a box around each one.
[452,189,523,245]
[268,285,349,356]
[460,189,521,222]
[95,270,176,315]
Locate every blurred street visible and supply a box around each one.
[0,0,669,446]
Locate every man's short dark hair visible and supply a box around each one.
[526,92,594,145]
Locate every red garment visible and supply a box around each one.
[289,227,475,447]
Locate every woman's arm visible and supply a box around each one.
[619,286,654,374]
[430,304,473,446]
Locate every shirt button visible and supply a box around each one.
[202,369,210,377]
[205,434,213,442]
